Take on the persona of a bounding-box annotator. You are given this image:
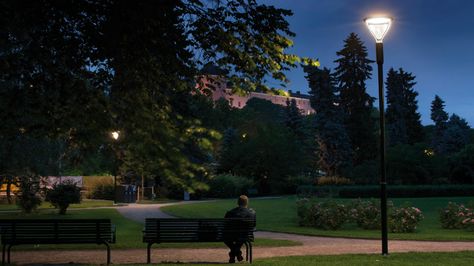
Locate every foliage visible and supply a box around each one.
[86,178,115,200]
[305,67,352,176]
[438,114,471,154]
[349,199,383,230]
[1,0,313,193]
[430,95,449,153]
[15,175,42,213]
[207,174,254,198]
[296,199,348,230]
[316,176,352,186]
[333,33,377,164]
[449,144,474,184]
[439,202,471,229]
[385,68,424,145]
[389,204,424,233]
[217,98,307,194]
[46,180,81,215]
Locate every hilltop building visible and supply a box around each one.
[198,65,315,115]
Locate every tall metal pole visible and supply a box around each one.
[376,42,388,255]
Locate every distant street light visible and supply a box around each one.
[111,131,120,204]
[364,16,392,256]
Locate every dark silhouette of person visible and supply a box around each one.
[224,195,256,263]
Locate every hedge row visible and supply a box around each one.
[297,185,474,198]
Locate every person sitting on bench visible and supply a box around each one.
[224,195,256,263]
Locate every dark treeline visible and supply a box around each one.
[1,1,472,198]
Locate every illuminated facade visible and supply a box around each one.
[200,75,315,115]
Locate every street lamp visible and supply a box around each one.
[111,131,120,205]
[364,16,392,256]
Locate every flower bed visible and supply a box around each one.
[297,198,424,233]
[440,202,474,231]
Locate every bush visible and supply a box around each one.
[317,176,352,186]
[439,202,473,229]
[207,174,254,198]
[15,175,42,213]
[349,199,383,230]
[86,177,115,200]
[389,204,424,233]
[296,199,348,230]
[46,180,81,214]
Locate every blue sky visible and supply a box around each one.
[260,0,474,126]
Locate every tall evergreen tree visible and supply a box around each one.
[430,95,449,152]
[439,114,471,154]
[285,98,305,141]
[385,68,424,145]
[334,33,376,164]
[305,66,352,176]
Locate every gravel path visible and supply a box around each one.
[10,202,474,265]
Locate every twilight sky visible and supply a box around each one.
[259,0,474,126]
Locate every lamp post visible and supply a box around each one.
[364,16,392,256]
[111,131,120,205]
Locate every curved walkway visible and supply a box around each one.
[11,202,474,265]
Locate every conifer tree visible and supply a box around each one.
[334,33,376,164]
[305,66,352,176]
[430,95,449,152]
[385,68,424,145]
[439,114,471,154]
[285,98,305,141]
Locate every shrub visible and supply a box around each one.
[15,175,42,213]
[389,204,424,233]
[317,176,352,186]
[46,180,81,215]
[439,202,472,229]
[297,199,348,230]
[349,199,383,230]
[86,177,115,200]
[207,174,253,198]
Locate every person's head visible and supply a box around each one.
[237,195,249,208]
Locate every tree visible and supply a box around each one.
[430,95,449,153]
[333,33,376,164]
[1,0,313,193]
[46,180,81,215]
[285,98,305,141]
[385,68,424,145]
[305,66,352,176]
[439,114,471,154]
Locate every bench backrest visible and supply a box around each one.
[0,219,115,244]
[143,218,255,243]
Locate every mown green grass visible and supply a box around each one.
[104,251,474,266]
[162,196,474,241]
[0,199,114,211]
[0,208,299,250]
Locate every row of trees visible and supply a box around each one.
[301,33,473,186]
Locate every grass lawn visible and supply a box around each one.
[0,208,299,250]
[114,251,474,265]
[162,196,474,241]
[0,199,114,211]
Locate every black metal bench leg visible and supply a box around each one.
[244,242,249,261]
[147,243,153,264]
[105,243,111,265]
[249,242,252,264]
[2,244,5,265]
[7,245,12,264]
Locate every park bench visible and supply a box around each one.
[143,218,255,264]
[0,219,116,265]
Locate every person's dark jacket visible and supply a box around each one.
[225,207,256,221]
